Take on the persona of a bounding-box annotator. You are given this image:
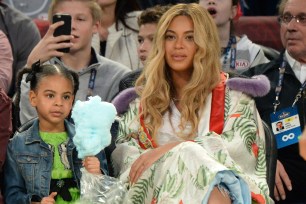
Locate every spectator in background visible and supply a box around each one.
[0,1,40,96]
[242,0,306,202]
[92,0,142,70]
[299,129,306,160]
[0,88,12,204]
[199,0,269,73]
[138,0,197,9]
[118,5,171,91]
[241,0,280,16]
[18,0,129,126]
[0,30,12,93]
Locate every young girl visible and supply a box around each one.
[19,0,129,125]
[4,63,108,204]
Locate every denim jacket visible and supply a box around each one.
[3,119,108,204]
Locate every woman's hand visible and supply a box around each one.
[26,21,73,66]
[129,142,181,185]
[274,160,292,201]
[39,192,57,204]
[83,156,102,174]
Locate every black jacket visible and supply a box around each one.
[243,52,306,203]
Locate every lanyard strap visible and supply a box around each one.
[229,36,237,69]
[222,36,237,70]
[86,69,97,100]
[273,58,306,112]
[273,59,287,112]
[292,80,306,107]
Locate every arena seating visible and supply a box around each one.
[33,15,283,52]
[234,16,283,52]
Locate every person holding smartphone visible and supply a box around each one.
[17,0,130,127]
[52,13,72,53]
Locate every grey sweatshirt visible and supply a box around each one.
[19,50,130,125]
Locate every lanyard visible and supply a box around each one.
[86,69,97,100]
[292,80,306,107]
[222,36,237,70]
[273,58,306,112]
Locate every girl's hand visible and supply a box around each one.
[26,21,73,66]
[40,192,57,204]
[83,156,101,174]
[129,142,181,185]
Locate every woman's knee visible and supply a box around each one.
[208,186,232,204]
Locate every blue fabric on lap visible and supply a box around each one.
[202,170,251,204]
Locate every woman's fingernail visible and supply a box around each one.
[288,186,292,191]
[281,195,286,200]
[275,196,280,201]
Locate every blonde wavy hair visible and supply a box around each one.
[135,3,221,141]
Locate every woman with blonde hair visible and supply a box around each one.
[112,3,272,203]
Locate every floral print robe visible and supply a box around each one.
[112,86,273,204]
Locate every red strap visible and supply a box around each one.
[209,73,226,134]
[138,105,157,149]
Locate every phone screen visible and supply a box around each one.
[53,13,71,53]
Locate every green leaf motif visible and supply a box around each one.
[255,142,266,177]
[224,88,231,119]
[153,186,161,200]
[178,156,186,174]
[130,178,150,203]
[215,150,227,164]
[231,104,257,155]
[117,103,138,143]
[222,130,235,141]
[158,171,184,199]
[193,165,211,189]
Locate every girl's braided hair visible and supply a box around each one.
[14,61,79,128]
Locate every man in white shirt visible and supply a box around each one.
[242,0,306,203]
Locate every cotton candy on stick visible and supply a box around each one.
[71,96,117,159]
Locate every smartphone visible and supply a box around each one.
[53,13,71,53]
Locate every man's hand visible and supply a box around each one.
[299,130,306,160]
[274,160,292,201]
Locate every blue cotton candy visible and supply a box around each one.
[71,96,117,159]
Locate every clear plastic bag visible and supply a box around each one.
[79,168,127,204]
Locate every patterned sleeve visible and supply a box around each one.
[195,88,271,203]
[116,99,140,144]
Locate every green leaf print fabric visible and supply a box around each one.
[112,87,273,204]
